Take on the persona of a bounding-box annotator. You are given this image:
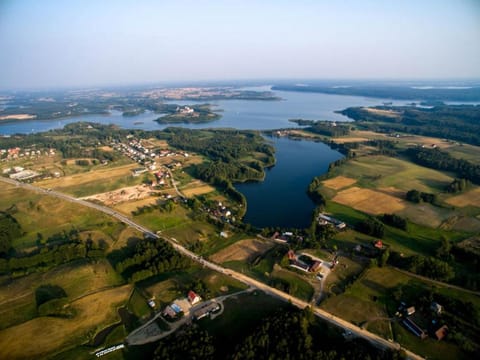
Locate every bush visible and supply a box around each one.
[35,284,67,307]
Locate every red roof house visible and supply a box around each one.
[188,290,201,305]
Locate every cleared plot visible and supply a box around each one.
[210,238,274,263]
[82,184,158,206]
[36,163,140,197]
[332,186,406,215]
[181,184,215,197]
[145,279,180,306]
[445,187,480,208]
[114,196,160,215]
[322,176,357,190]
[0,285,132,359]
[396,203,452,229]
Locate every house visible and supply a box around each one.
[290,261,310,273]
[171,303,183,314]
[374,240,383,249]
[188,290,201,305]
[406,306,416,316]
[287,250,296,261]
[402,317,427,339]
[131,167,147,176]
[148,299,156,308]
[430,302,443,315]
[309,261,322,272]
[434,325,448,341]
[163,306,177,318]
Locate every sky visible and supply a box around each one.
[0,0,479,89]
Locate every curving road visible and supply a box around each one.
[0,177,423,360]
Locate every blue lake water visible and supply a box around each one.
[0,87,408,228]
[236,137,343,228]
[0,87,414,135]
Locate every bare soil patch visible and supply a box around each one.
[445,188,480,208]
[82,184,158,206]
[322,176,357,190]
[182,184,215,197]
[0,114,36,120]
[332,186,406,215]
[210,238,274,263]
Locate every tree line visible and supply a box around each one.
[406,147,480,185]
[110,237,191,283]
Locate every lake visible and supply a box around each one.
[0,87,414,135]
[0,87,404,228]
[236,136,343,229]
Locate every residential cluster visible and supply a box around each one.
[205,201,235,224]
[287,250,334,280]
[111,137,188,174]
[161,290,219,321]
[396,301,448,341]
[1,145,56,182]
[1,146,55,161]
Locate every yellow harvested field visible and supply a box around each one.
[210,238,274,263]
[332,137,369,143]
[363,107,401,118]
[0,285,132,359]
[333,186,406,215]
[322,176,357,190]
[446,188,480,207]
[37,163,137,188]
[182,185,215,197]
[114,196,160,214]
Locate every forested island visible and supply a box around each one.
[272,83,480,102]
[154,104,221,124]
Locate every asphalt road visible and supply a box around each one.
[1,177,424,360]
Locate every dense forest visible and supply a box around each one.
[0,212,22,255]
[151,308,404,360]
[340,105,480,146]
[108,236,192,283]
[160,128,275,183]
[272,84,480,102]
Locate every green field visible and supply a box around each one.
[0,183,126,250]
[328,155,454,193]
